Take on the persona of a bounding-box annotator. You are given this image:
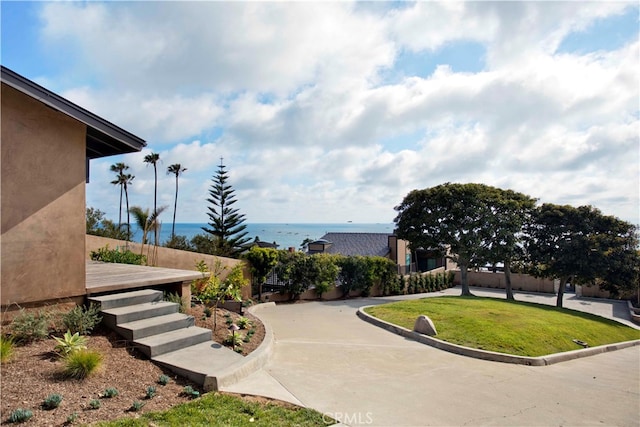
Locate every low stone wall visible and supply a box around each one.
[454,270,555,294]
[86,235,251,300]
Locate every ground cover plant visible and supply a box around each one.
[365,296,640,357]
[94,391,332,427]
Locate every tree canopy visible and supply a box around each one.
[394,183,535,296]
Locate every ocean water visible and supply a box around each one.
[132,223,395,250]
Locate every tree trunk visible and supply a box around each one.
[460,263,474,296]
[172,175,178,238]
[124,186,131,241]
[556,276,569,308]
[504,259,514,300]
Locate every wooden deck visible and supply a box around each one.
[86,262,205,296]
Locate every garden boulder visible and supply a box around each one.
[414,315,437,336]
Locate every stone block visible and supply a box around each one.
[414,315,437,336]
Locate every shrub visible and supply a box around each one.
[10,309,49,343]
[42,393,63,410]
[223,332,243,347]
[102,387,119,398]
[182,385,200,399]
[130,401,145,412]
[203,307,212,318]
[89,399,101,409]
[8,408,33,423]
[164,292,187,314]
[145,386,157,399]
[62,303,102,335]
[66,412,78,424]
[1,336,15,363]
[90,245,146,265]
[53,331,87,356]
[236,317,251,329]
[158,374,170,386]
[63,349,103,379]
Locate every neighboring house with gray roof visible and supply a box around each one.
[307,232,449,274]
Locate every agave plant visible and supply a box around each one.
[53,330,87,356]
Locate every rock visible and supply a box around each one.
[414,315,437,336]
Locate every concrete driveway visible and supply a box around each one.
[224,288,640,426]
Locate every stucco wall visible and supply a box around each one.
[453,270,555,293]
[1,84,87,306]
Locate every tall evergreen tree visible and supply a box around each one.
[202,159,250,257]
[167,163,187,238]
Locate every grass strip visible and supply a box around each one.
[365,296,640,357]
[95,392,331,427]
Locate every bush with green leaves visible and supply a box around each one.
[157,374,170,386]
[63,349,103,379]
[164,292,187,314]
[8,408,33,423]
[53,331,87,356]
[236,317,251,329]
[223,332,243,348]
[1,335,15,363]
[10,309,49,343]
[42,393,63,410]
[145,386,157,399]
[102,387,119,398]
[89,399,101,409]
[66,412,78,424]
[62,303,102,335]
[182,385,200,399]
[130,401,145,412]
[90,245,146,265]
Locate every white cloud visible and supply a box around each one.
[41,1,638,224]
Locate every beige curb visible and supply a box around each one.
[357,305,640,366]
[204,302,276,391]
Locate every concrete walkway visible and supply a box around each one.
[223,288,640,426]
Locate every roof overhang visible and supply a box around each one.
[1,65,146,159]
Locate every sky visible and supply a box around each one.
[2,1,639,225]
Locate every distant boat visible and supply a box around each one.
[347,220,353,223]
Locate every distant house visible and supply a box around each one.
[306,232,449,274]
[1,66,146,308]
[245,236,279,250]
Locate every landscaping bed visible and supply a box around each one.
[1,305,266,425]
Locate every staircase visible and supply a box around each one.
[89,289,244,390]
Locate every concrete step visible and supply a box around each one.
[101,301,179,329]
[153,341,244,389]
[116,313,196,341]
[134,326,212,358]
[89,289,163,310]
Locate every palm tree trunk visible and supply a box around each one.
[153,165,158,247]
[172,175,178,238]
[124,184,131,241]
[118,185,123,227]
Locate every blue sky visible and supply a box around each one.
[2,1,638,225]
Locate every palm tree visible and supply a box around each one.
[109,163,128,227]
[143,152,161,245]
[122,173,134,239]
[129,205,167,264]
[167,163,187,238]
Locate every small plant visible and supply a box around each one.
[1,335,15,363]
[145,386,157,399]
[130,401,145,412]
[182,385,200,399]
[203,307,212,318]
[66,412,78,424]
[42,393,63,409]
[90,245,146,265]
[223,332,243,347]
[102,387,119,398]
[88,399,101,409]
[157,374,170,386]
[236,317,251,329]
[10,308,49,343]
[242,334,252,343]
[63,349,103,379]
[225,317,234,326]
[164,292,187,314]
[54,330,88,356]
[62,303,102,335]
[8,408,33,423]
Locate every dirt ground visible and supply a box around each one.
[0,305,266,426]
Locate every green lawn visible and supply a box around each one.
[365,297,640,357]
[95,392,331,427]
